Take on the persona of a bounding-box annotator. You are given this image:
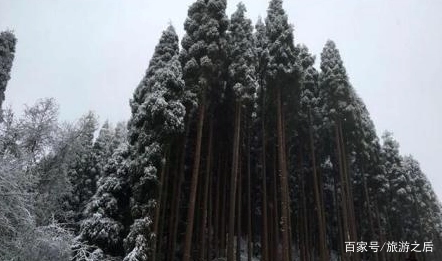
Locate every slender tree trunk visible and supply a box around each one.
[214,158,221,257]
[282,102,293,261]
[167,149,180,261]
[362,166,378,261]
[227,102,241,261]
[200,120,213,261]
[221,159,229,256]
[334,171,346,261]
[309,109,328,261]
[261,88,269,261]
[276,87,291,261]
[152,150,169,261]
[208,169,213,261]
[247,122,253,261]
[183,91,206,261]
[169,128,189,261]
[272,147,279,260]
[157,161,170,260]
[237,155,242,261]
[300,148,310,261]
[335,123,350,247]
[338,123,359,261]
[375,198,386,261]
[299,159,307,261]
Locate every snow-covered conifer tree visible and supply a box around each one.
[264,1,299,260]
[226,3,257,260]
[124,24,185,261]
[180,1,228,260]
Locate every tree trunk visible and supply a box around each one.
[300,147,310,261]
[214,158,221,257]
[335,123,350,249]
[362,166,378,261]
[183,91,206,261]
[309,109,328,261]
[247,121,253,261]
[261,86,269,261]
[221,159,229,256]
[152,150,169,261]
[167,150,179,261]
[338,123,359,261]
[276,87,290,261]
[272,146,279,260]
[334,171,346,261]
[237,155,242,261]
[200,120,213,261]
[168,123,189,261]
[299,158,307,261]
[157,161,170,260]
[227,102,241,261]
[375,198,386,261]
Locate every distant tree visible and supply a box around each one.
[76,143,131,260]
[0,31,16,121]
[61,112,99,224]
[94,121,114,170]
[381,132,407,240]
[402,155,442,242]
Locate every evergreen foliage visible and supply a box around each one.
[2,1,442,260]
[0,31,16,120]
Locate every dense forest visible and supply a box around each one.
[1,0,442,261]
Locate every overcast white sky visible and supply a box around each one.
[1,0,441,200]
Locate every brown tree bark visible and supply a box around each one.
[227,102,241,261]
[237,155,242,261]
[157,161,170,260]
[183,92,206,261]
[200,120,213,260]
[168,125,189,261]
[152,150,169,261]
[333,171,347,261]
[247,121,253,261]
[308,109,328,261]
[167,151,179,261]
[335,123,350,246]
[214,159,221,257]
[276,87,290,261]
[362,166,378,261]
[338,123,359,261]
[272,147,279,260]
[221,159,229,256]
[260,88,269,261]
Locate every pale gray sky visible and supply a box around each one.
[1,0,441,200]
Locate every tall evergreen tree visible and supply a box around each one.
[296,44,329,261]
[319,40,360,260]
[226,3,257,261]
[180,1,228,260]
[265,1,299,260]
[125,24,185,261]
